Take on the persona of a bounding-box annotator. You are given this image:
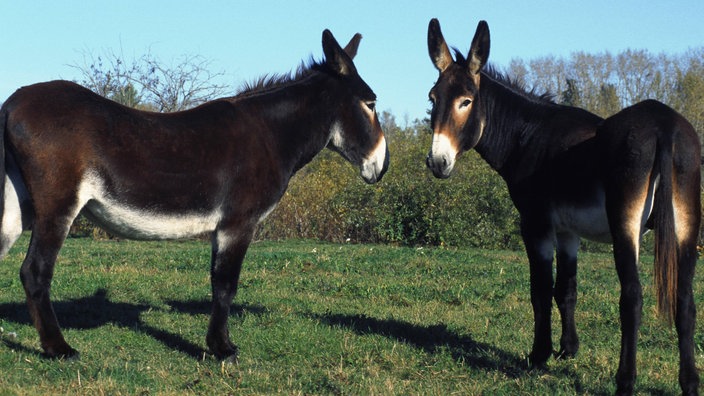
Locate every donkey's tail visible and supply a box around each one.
[0,105,7,233]
[0,100,32,260]
[652,134,677,324]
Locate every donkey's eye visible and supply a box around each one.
[364,101,376,112]
[459,99,472,109]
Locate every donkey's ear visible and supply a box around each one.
[343,33,363,60]
[428,18,453,72]
[467,20,490,75]
[322,29,358,76]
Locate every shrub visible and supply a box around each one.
[257,126,524,250]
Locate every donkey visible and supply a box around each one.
[0,29,388,362]
[426,18,700,395]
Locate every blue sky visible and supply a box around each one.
[2,1,703,122]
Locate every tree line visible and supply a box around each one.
[506,48,704,135]
[61,47,704,249]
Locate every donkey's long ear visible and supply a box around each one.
[467,21,490,76]
[343,33,362,60]
[323,29,358,76]
[428,18,453,72]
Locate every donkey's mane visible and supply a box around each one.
[481,65,555,104]
[230,57,326,101]
[451,48,555,104]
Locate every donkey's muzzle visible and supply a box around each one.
[426,151,453,179]
[361,137,389,184]
[361,142,389,184]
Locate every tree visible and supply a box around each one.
[594,83,621,117]
[71,49,230,112]
[560,79,582,107]
[615,49,660,105]
[111,83,142,108]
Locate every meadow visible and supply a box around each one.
[0,235,701,395]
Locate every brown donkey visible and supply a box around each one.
[0,29,388,362]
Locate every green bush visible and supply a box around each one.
[257,126,524,250]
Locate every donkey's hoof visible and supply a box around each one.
[554,347,578,360]
[527,350,551,369]
[221,352,239,365]
[209,342,239,363]
[43,345,80,361]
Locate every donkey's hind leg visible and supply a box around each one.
[604,169,652,394]
[672,138,701,395]
[20,214,78,358]
[674,228,699,395]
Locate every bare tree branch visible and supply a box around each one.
[70,49,230,112]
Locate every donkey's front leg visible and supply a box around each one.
[554,232,580,359]
[521,222,555,366]
[206,227,253,361]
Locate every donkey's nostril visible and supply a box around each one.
[442,157,448,167]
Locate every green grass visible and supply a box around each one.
[0,234,701,394]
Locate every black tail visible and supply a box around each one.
[652,136,677,324]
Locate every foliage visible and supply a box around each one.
[258,116,522,250]
[71,49,229,112]
[0,236,699,394]
[506,47,704,130]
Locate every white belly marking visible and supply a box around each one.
[79,173,221,240]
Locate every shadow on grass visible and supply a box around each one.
[314,313,649,394]
[314,312,531,378]
[0,288,266,360]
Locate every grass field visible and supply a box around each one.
[0,234,701,395]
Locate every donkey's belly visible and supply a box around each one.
[75,170,223,240]
[552,203,612,243]
[82,198,221,240]
[551,182,656,244]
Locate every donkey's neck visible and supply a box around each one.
[474,75,556,180]
[242,75,339,177]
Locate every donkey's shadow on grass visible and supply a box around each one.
[2,289,537,376]
[315,312,532,378]
[0,288,265,360]
[313,312,614,394]
[0,289,598,392]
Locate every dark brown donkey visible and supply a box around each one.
[0,29,388,362]
[426,19,699,395]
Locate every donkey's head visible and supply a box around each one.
[322,30,389,184]
[426,19,490,178]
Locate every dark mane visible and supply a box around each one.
[451,48,554,104]
[481,65,555,104]
[231,57,327,101]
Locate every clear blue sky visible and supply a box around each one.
[2,0,703,122]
